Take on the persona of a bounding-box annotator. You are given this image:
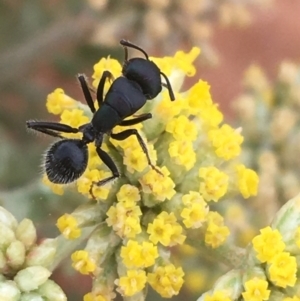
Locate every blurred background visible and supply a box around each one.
[1,0,300,300]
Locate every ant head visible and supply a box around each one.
[120,39,175,101]
[123,58,162,99]
[45,139,88,184]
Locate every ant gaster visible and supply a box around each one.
[27,40,175,193]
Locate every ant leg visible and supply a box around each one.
[119,113,152,126]
[111,129,163,175]
[78,74,96,113]
[120,39,149,60]
[96,70,114,107]
[26,121,79,138]
[89,146,120,198]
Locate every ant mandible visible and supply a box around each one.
[27,40,175,194]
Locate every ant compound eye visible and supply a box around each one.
[45,139,88,184]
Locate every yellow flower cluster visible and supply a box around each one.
[198,194,300,301]
[253,227,297,288]
[41,45,259,299]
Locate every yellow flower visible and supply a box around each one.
[208,124,243,160]
[56,214,81,239]
[92,56,122,88]
[147,264,184,298]
[120,240,158,268]
[199,103,224,129]
[71,250,96,275]
[268,252,297,288]
[182,191,205,206]
[168,140,196,170]
[147,212,185,246]
[199,167,229,202]
[117,270,147,296]
[181,202,209,229]
[242,277,270,301]
[46,88,76,115]
[106,203,142,238]
[140,241,159,267]
[205,220,230,248]
[140,166,176,202]
[60,109,89,129]
[187,80,212,115]
[120,240,143,268]
[166,115,198,141]
[116,184,141,207]
[147,216,173,246]
[252,227,285,263]
[236,164,259,198]
[150,47,200,77]
[173,47,201,76]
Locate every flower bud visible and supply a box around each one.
[0,222,16,249]
[6,240,26,270]
[37,279,67,301]
[25,239,57,268]
[14,266,51,292]
[0,280,21,301]
[16,219,37,250]
[0,207,18,231]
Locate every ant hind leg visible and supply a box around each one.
[111,129,163,176]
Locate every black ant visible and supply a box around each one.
[27,40,175,194]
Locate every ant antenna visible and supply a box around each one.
[120,39,149,60]
[160,72,175,101]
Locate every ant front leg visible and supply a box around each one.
[111,129,163,176]
[96,70,114,107]
[89,141,120,199]
[26,121,79,138]
[78,74,96,114]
